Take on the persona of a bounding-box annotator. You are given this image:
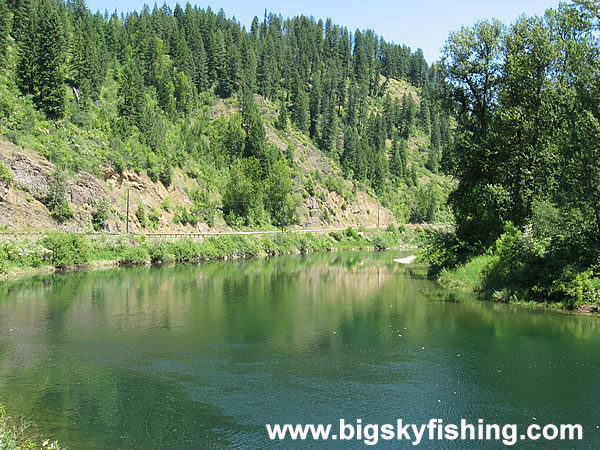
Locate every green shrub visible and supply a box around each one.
[189,188,217,227]
[329,231,343,242]
[173,205,198,227]
[419,229,467,276]
[91,198,110,231]
[49,200,74,222]
[136,203,147,228]
[46,170,74,222]
[0,161,13,182]
[90,235,129,258]
[118,246,150,266]
[439,254,498,292]
[1,239,51,267]
[372,234,396,251]
[148,206,161,230]
[0,403,60,449]
[148,241,173,263]
[345,226,360,241]
[168,239,199,262]
[161,197,173,212]
[303,177,315,196]
[0,246,8,274]
[42,232,90,268]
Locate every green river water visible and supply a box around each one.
[0,250,599,448]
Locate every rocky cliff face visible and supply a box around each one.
[0,138,396,233]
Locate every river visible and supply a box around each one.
[0,251,599,448]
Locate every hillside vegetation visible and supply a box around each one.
[0,0,452,233]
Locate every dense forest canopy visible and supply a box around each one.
[0,0,452,227]
[442,1,600,247]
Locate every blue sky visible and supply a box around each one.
[87,0,564,62]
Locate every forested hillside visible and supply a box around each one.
[0,0,452,232]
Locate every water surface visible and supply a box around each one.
[0,251,599,448]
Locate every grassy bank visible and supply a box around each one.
[421,225,600,313]
[0,404,59,449]
[0,225,421,281]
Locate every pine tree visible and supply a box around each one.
[390,138,408,183]
[241,89,266,162]
[118,57,145,128]
[174,71,195,114]
[418,101,431,135]
[401,93,417,138]
[206,28,225,83]
[309,73,322,138]
[34,0,66,119]
[240,35,256,90]
[292,79,310,133]
[319,95,337,153]
[15,0,36,96]
[10,0,31,42]
[341,125,359,178]
[277,99,288,130]
[217,33,241,97]
[0,0,10,67]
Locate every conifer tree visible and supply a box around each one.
[15,0,36,96]
[241,89,266,162]
[342,125,359,177]
[277,99,288,130]
[0,0,10,67]
[292,79,310,133]
[34,0,66,118]
[118,57,145,128]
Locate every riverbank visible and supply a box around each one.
[0,403,60,449]
[434,254,600,316]
[0,226,421,283]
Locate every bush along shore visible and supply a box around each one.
[0,225,419,281]
[419,224,600,314]
[0,403,60,449]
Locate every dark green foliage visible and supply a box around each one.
[42,231,89,268]
[241,89,266,161]
[117,59,145,128]
[46,169,73,222]
[29,0,66,118]
[292,82,310,133]
[189,188,217,227]
[0,0,10,67]
[222,157,265,226]
[0,161,12,182]
[135,203,147,228]
[434,4,600,306]
[266,158,300,227]
[173,205,198,227]
[276,100,288,130]
[91,198,109,231]
[409,184,440,223]
[420,229,468,276]
[118,246,149,266]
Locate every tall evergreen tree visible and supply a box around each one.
[0,0,10,67]
[34,0,66,118]
[241,89,266,163]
